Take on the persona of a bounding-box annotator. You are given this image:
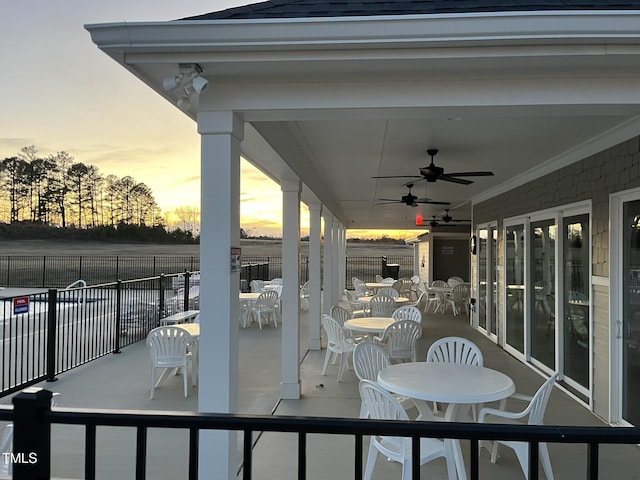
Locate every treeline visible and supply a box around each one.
[0,222,198,244]
[0,146,161,228]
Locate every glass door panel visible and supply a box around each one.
[506,224,525,354]
[622,200,640,425]
[478,228,488,330]
[530,219,556,370]
[490,226,498,336]
[563,214,590,389]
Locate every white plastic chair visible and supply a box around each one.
[377,287,400,299]
[392,305,422,323]
[353,342,426,419]
[369,294,397,317]
[427,336,483,416]
[405,289,427,310]
[425,280,449,313]
[321,314,356,382]
[352,277,370,297]
[374,320,422,363]
[147,326,193,399]
[427,336,483,367]
[446,283,470,316]
[359,380,456,480]
[331,305,364,343]
[478,373,559,480]
[270,278,283,285]
[344,289,367,318]
[300,280,310,310]
[250,279,266,293]
[251,291,280,329]
[447,276,464,287]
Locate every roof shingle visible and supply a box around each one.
[182,0,640,20]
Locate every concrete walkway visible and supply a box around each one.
[2,304,639,479]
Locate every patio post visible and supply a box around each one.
[322,211,334,316]
[12,387,52,480]
[281,177,301,399]
[197,110,243,480]
[307,198,322,350]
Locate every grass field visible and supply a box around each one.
[0,239,412,258]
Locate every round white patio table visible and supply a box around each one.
[357,295,410,306]
[344,316,395,334]
[239,292,262,327]
[378,362,515,480]
[365,282,391,293]
[175,323,200,387]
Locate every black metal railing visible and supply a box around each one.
[4,387,640,480]
[0,272,199,398]
[0,255,200,288]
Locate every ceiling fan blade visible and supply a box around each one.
[414,198,451,205]
[374,201,401,205]
[445,171,494,177]
[371,175,423,179]
[439,175,474,185]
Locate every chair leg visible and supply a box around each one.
[150,367,156,399]
[183,365,188,398]
[321,349,332,375]
[363,442,379,480]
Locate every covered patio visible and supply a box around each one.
[7,305,639,479]
[83,1,640,478]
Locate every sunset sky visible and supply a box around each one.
[0,0,409,239]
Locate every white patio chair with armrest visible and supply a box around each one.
[404,289,427,311]
[375,274,384,282]
[251,291,280,329]
[410,275,421,300]
[382,277,396,284]
[321,314,356,382]
[392,305,422,323]
[330,305,365,343]
[352,277,370,297]
[425,280,449,313]
[250,279,266,293]
[478,373,559,480]
[373,320,422,363]
[447,276,464,287]
[446,283,471,316]
[426,336,484,418]
[147,326,193,399]
[396,278,414,297]
[369,294,397,317]
[299,280,310,310]
[353,342,434,420]
[359,380,457,480]
[377,287,400,299]
[344,289,368,317]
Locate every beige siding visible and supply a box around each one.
[593,282,610,420]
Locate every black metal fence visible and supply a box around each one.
[4,387,640,480]
[0,255,199,288]
[0,272,197,398]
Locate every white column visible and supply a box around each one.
[339,224,347,294]
[308,199,322,350]
[197,111,243,480]
[281,177,301,399]
[322,211,334,315]
[331,220,341,307]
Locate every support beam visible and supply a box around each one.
[281,177,301,399]
[322,211,334,316]
[197,111,243,480]
[308,199,322,350]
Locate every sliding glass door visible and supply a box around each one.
[505,223,525,354]
[530,219,556,370]
[477,224,498,337]
[622,200,640,425]
[563,214,590,390]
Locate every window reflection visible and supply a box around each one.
[506,224,525,353]
[530,220,556,370]
[563,215,589,389]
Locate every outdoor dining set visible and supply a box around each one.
[320,275,557,480]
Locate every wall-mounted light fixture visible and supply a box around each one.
[162,63,208,110]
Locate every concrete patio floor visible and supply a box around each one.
[3,301,640,479]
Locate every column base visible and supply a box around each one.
[280,381,301,399]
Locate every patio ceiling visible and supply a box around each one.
[86,10,640,231]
